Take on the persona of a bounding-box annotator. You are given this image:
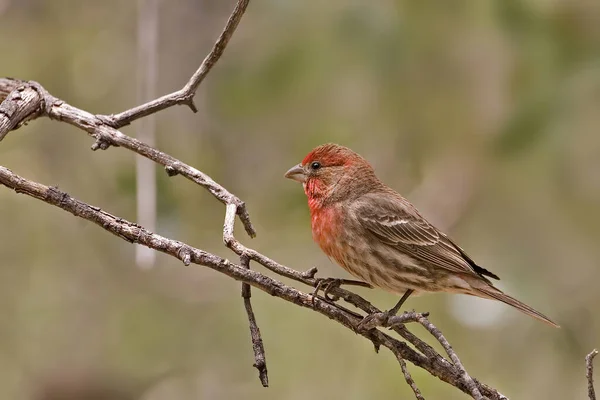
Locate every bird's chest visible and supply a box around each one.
[310,205,348,265]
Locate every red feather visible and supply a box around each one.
[302,143,363,167]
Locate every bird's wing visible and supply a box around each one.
[354,192,499,280]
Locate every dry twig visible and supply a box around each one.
[240,253,268,387]
[587,349,598,400]
[100,0,250,127]
[396,354,425,400]
[226,205,269,387]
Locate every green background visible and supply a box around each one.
[1,0,599,399]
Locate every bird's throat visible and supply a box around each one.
[304,178,331,208]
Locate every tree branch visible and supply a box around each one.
[0,0,255,238]
[226,204,269,387]
[240,252,269,387]
[0,80,44,141]
[99,0,250,128]
[396,354,425,400]
[0,78,255,238]
[588,349,598,400]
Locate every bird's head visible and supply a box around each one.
[285,143,380,206]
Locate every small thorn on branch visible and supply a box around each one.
[177,246,192,266]
[301,266,318,279]
[372,341,381,354]
[91,138,112,151]
[164,165,179,177]
[184,98,198,113]
[587,349,598,400]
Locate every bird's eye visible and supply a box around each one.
[310,161,321,170]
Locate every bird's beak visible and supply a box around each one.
[284,164,307,183]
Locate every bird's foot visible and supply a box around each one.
[311,277,372,306]
[357,311,390,331]
[312,278,343,304]
[357,309,431,331]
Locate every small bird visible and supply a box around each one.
[285,143,558,327]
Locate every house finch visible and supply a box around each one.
[285,143,558,327]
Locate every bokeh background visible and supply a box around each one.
[1,0,600,399]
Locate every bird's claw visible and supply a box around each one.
[312,278,343,305]
[357,311,392,331]
[311,277,373,307]
[357,310,432,331]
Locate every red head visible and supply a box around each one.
[284,144,381,207]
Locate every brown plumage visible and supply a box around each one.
[285,143,558,327]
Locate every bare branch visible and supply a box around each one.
[588,349,598,400]
[240,252,269,387]
[396,354,425,400]
[0,82,43,141]
[225,204,269,386]
[0,78,255,238]
[0,166,507,400]
[101,0,250,128]
[0,0,254,237]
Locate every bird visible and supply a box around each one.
[284,143,558,327]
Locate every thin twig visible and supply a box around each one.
[225,204,268,386]
[0,166,507,400]
[240,252,269,387]
[101,0,250,127]
[587,349,598,400]
[396,354,425,400]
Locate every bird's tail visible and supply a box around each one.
[473,285,559,328]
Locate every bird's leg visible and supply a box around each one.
[387,289,414,316]
[357,289,415,331]
[312,278,372,304]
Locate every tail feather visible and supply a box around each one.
[474,286,559,328]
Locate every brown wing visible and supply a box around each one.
[355,192,499,281]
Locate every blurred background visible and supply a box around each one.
[1,0,599,398]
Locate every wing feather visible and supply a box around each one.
[355,192,499,280]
